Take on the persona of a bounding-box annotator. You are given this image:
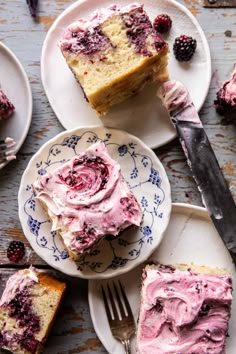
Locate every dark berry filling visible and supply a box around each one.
[152,299,163,313]
[8,288,40,332]
[19,331,40,353]
[0,90,15,117]
[0,287,41,353]
[66,26,114,56]
[199,303,211,317]
[122,8,166,57]
[58,153,109,193]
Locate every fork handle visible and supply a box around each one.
[122,339,131,354]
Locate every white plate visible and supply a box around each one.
[18,126,171,279]
[41,0,211,149]
[0,42,32,169]
[88,203,236,353]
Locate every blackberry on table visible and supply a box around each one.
[173,35,197,61]
[153,14,172,33]
[7,240,25,262]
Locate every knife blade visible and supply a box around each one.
[157,80,236,264]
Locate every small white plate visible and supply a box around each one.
[88,203,236,354]
[0,42,32,169]
[18,126,171,279]
[41,0,211,149]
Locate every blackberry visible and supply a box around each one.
[153,14,172,33]
[7,240,25,262]
[173,35,197,61]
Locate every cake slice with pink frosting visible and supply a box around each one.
[137,263,232,354]
[0,88,15,120]
[0,266,66,354]
[33,141,143,260]
[59,3,169,116]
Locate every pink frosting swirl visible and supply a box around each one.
[137,265,232,354]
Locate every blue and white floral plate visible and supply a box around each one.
[18,126,172,279]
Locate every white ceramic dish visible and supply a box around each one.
[88,203,236,353]
[18,126,171,279]
[0,42,32,169]
[41,0,211,149]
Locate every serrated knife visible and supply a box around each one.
[157,80,236,264]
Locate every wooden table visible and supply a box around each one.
[0,1,235,352]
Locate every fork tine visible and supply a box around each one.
[118,280,134,319]
[107,283,119,320]
[0,137,16,163]
[101,285,113,323]
[0,137,16,148]
[113,281,126,318]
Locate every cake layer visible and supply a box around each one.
[0,267,66,354]
[33,141,143,260]
[59,3,169,115]
[0,89,15,120]
[136,263,232,354]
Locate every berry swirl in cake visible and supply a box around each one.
[33,141,143,260]
[59,3,169,116]
[137,263,233,354]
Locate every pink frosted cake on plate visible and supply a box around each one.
[0,88,15,120]
[59,3,169,116]
[33,141,143,260]
[0,266,66,354]
[136,263,233,354]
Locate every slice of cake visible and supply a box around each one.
[214,66,236,115]
[137,263,233,354]
[59,3,169,116]
[0,88,15,120]
[0,266,66,354]
[33,141,143,260]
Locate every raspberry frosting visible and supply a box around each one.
[0,266,38,306]
[215,70,236,115]
[0,89,15,120]
[137,264,232,354]
[59,3,167,58]
[59,3,141,55]
[33,141,143,255]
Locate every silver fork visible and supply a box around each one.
[102,280,136,354]
[0,137,16,164]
